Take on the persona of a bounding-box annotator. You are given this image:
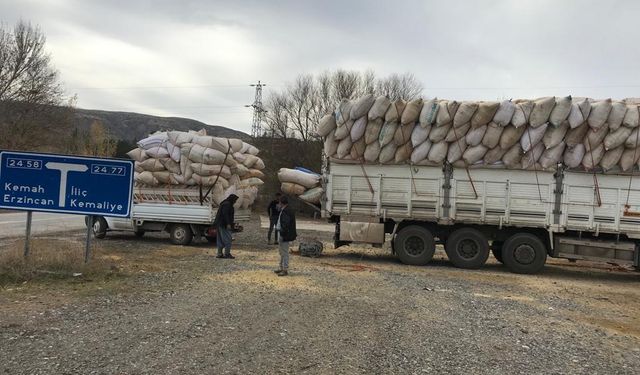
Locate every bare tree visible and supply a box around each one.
[0,20,71,151]
[376,72,424,101]
[263,69,425,141]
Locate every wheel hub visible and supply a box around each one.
[405,236,425,256]
[458,239,479,259]
[514,244,536,265]
[174,228,185,240]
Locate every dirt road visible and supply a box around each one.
[1,218,639,374]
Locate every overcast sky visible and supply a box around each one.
[2,0,640,134]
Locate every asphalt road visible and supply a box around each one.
[0,211,86,238]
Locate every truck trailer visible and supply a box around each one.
[89,184,250,245]
[322,161,640,274]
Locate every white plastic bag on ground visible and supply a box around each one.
[601,146,624,171]
[369,96,392,120]
[364,141,381,163]
[411,140,432,164]
[607,101,628,131]
[411,124,431,147]
[471,101,499,128]
[549,96,572,127]
[350,94,376,120]
[499,125,526,149]
[466,125,487,146]
[419,98,439,127]
[493,100,516,126]
[317,114,337,137]
[365,118,383,144]
[543,121,569,149]
[379,122,398,147]
[278,168,320,189]
[588,99,612,129]
[427,141,448,163]
[521,123,548,152]
[604,126,632,150]
[401,98,423,125]
[463,144,488,165]
[453,102,478,127]
[482,122,503,149]
[445,123,470,142]
[512,100,534,128]
[530,97,555,127]
[564,144,585,168]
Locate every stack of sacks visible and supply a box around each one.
[277,167,323,204]
[317,94,640,173]
[127,129,265,208]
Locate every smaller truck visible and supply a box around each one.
[88,185,249,245]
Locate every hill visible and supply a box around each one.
[74,108,250,143]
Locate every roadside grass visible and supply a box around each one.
[0,238,120,285]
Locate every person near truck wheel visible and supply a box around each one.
[274,195,297,276]
[213,194,239,259]
[267,192,282,245]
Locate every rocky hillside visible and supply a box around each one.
[75,108,249,142]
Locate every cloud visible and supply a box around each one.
[2,0,640,134]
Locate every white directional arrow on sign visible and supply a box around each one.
[45,162,89,207]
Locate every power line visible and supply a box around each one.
[68,83,283,90]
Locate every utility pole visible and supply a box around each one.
[246,81,266,138]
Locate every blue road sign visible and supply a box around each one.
[0,151,134,217]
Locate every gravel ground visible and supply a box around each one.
[1,215,639,374]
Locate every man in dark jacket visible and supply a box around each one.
[213,194,238,259]
[267,192,281,245]
[275,195,296,276]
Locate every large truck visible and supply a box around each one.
[89,185,250,245]
[322,162,640,274]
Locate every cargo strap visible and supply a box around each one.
[584,137,602,207]
[624,130,640,213]
[450,124,478,199]
[200,139,232,205]
[525,126,544,202]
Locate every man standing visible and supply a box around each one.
[275,195,297,276]
[213,194,239,259]
[267,192,281,245]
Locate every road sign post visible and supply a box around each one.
[0,151,134,262]
[85,215,93,263]
[24,211,32,257]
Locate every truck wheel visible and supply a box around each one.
[445,228,490,269]
[170,224,193,245]
[491,241,504,263]
[92,217,107,239]
[134,230,145,238]
[502,233,547,274]
[393,225,435,266]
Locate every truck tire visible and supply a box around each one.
[92,217,107,239]
[502,233,547,274]
[393,225,435,266]
[134,229,145,237]
[445,228,490,269]
[491,241,504,263]
[170,224,193,245]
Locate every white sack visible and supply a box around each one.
[411,140,432,164]
[499,125,526,149]
[539,142,565,169]
[520,123,548,152]
[277,168,320,189]
[582,144,605,169]
[493,100,516,126]
[530,97,555,127]
[466,125,487,146]
[564,144,585,168]
[453,102,478,127]
[566,123,589,147]
[365,118,383,145]
[419,98,440,127]
[351,94,376,120]
[502,143,523,169]
[587,99,612,129]
[607,101,628,131]
[484,146,507,164]
[543,121,569,149]
[401,98,423,125]
[522,142,545,169]
[336,137,353,159]
[394,123,415,146]
[368,96,392,120]
[385,99,407,123]
[620,147,640,171]
[324,129,338,157]
[429,123,451,143]
[299,187,324,204]
[350,116,368,142]
[379,122,398,147]
[512,100,534,128]
[463,144,488,165]
[482,122,503,149]
[549,96,572,127]
[411,124,431,147]
[623,105,639,128]
[445,122,470,142]
[471,101,499,128]
[604,126,632,150]
[601,146,624,171]
[447,138,468,164]
[379,142,398,163]
[317,114,337,137]
[364,141,381,163]
[427,141,448,163]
